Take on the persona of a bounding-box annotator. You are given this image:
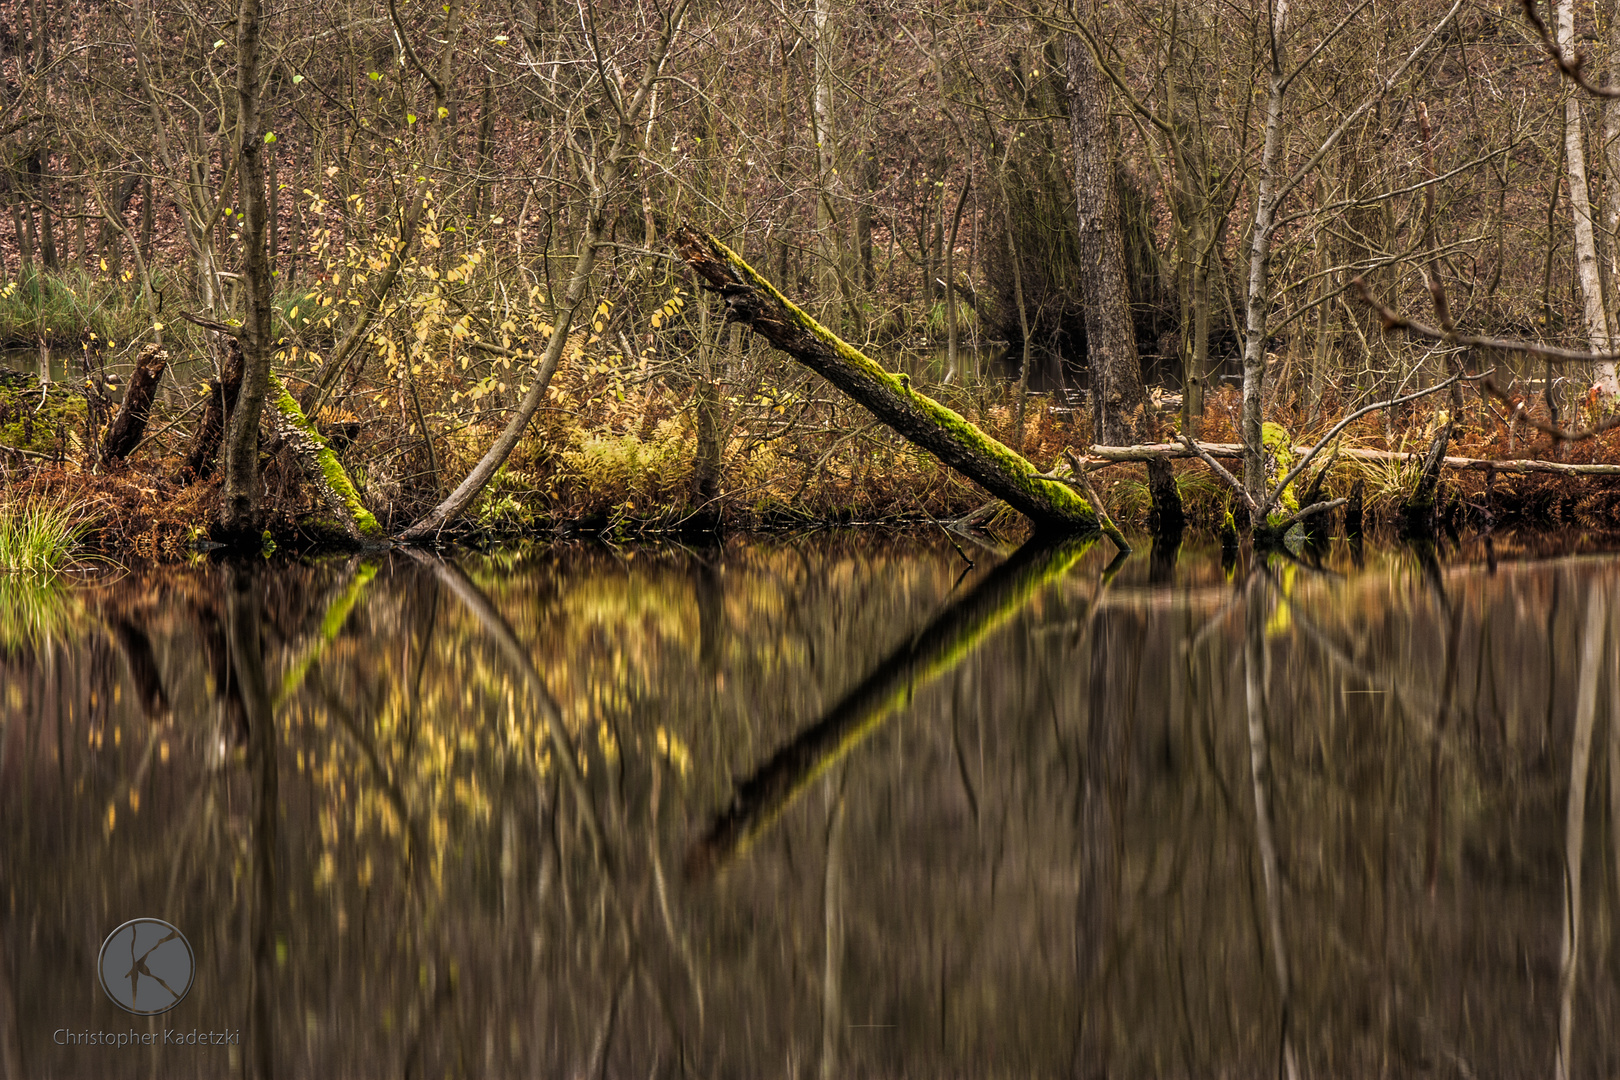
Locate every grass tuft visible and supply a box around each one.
[0,500,90,574]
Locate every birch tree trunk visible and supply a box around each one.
[1240,0,1290,513]
[1600,0,1620,396]
[1557,0,1617,398]
[809,0,844,330]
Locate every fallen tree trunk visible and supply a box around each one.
[101,344,168,464]
[675,226,1097,532]
[1084,441,1620,476]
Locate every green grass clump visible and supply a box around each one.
[0,268,123,346]
[0,574,79,651]
[0,500,89,574]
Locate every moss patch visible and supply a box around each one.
[268,374,382,538]
[0,373,86,458]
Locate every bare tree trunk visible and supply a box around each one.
[1240,0,1289,512]
[101,344,168,463]
[1557,0,1617,397]
[1006,212,1033,450]
[1066,33,1182,533]
[1600,0,1620,396]
[809,0,842,329]
[944,179,969,385]
[216,0,273,543]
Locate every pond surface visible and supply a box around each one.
[2,531,1619,1078]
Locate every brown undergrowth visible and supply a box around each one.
[5,371,1619,561]
[1082,385,1620,535]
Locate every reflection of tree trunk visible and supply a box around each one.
[688,535,1091,877]
[226,569,278,1080]
[195,597,249,746]
[110,616,170,720]
[693,549,725,677]
[1425,591,1464,895]
[819,784,846,1080]
[419,555,606,859]
[1610,599,1620,980]
[1244,576,1299,1080]
[0,928,21,1079]
[1554,591,1606,1080]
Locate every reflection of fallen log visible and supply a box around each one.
[1084,441,1620,476]
[674,226,1097,532]
[687,535,1092,879]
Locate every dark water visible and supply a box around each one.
[2,531,1619,1078]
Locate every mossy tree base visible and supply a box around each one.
[267,373,382,541]
[675,226,1098,533]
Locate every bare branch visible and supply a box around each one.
[1180,434,1256,512]
[1351,278,1620,363]
[1521,0,1620,98]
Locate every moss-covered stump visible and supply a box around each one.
[674,226,1098,533]
[267,373,382,541]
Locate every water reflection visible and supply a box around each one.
[2,533,1618,1078]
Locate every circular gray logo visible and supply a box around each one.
[97,919,193,1015]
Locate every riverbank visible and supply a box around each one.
[6,364,1620,563]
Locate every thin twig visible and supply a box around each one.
[1521,0,1620,98]
[1179,434,1255,512]
[1353,277,1620,363]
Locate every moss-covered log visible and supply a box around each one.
[267,374,382,540]
[674,226,1098,532]
[101,344,168,464]
[687,534,1093,879]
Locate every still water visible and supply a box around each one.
[2,532,1618,1078]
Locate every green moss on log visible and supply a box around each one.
[268,374,382,538]
[675,227,1097,532]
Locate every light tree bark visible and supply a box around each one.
[1556,0,1618,399]
[1600,0,1620,396]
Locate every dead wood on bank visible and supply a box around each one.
[674,225,1098,533]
